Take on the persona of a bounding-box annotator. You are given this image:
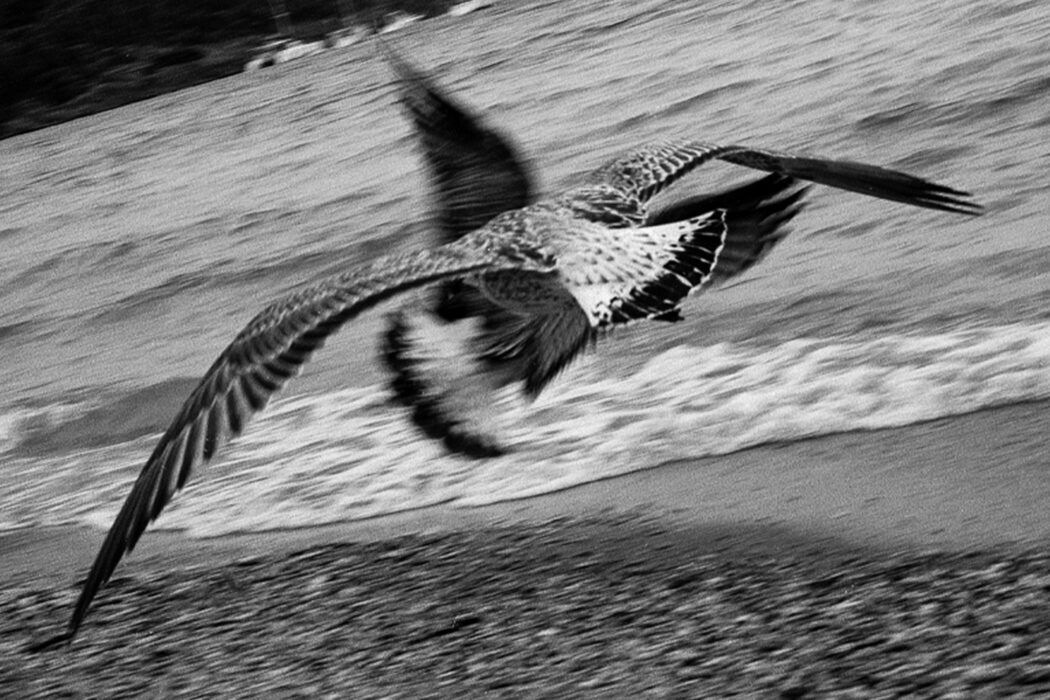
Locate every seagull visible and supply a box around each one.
[32,47,981,649]
[378,48,982,457]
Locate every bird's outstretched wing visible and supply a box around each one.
[377,43,555,455]
[382,43,538,357]
[710,145,984,216]
[562,142,730,226]
[565,140,983,226]
[383,45,534,242]
[32,243,546,649]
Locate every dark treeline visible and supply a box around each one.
[0,0,450,139]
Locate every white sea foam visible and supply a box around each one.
[3,321,1049,536]
[0,402,87,455]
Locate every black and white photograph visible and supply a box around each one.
[1,0,1048,696]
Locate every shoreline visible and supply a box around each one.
[5,523,1049,696]
[3,401,1049,696]
[6,399,1049,591]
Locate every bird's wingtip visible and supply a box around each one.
[24,630,74,654]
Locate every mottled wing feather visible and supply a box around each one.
[386,46,534,242]
[564,142,734,226]
[585,142,720,200]
[51,244,536,647]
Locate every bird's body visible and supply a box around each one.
[31,44,982,649]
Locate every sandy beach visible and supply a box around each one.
[2,401,1048,698]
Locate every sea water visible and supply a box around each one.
[1,0,1047,536]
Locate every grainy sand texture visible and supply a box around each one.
[3,403,1049,698]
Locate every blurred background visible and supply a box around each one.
[0,0,1047,536]
[0,0,459,138]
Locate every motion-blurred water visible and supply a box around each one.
[1,0,1048,535]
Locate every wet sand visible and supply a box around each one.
[2,402,1049,697]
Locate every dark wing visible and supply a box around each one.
[384,283,594,457]
[378,45,557,457]
[385,308,512,458]
[490,294,596,398]
[710,144,983,216]
[31,244,538,650]
[648,173,809,288]
[382,44,538,365]
[384,45,534,242]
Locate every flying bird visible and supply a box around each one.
[33,47,981,649]
[378,47,982,457]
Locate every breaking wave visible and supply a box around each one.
[3,320,1048,536]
